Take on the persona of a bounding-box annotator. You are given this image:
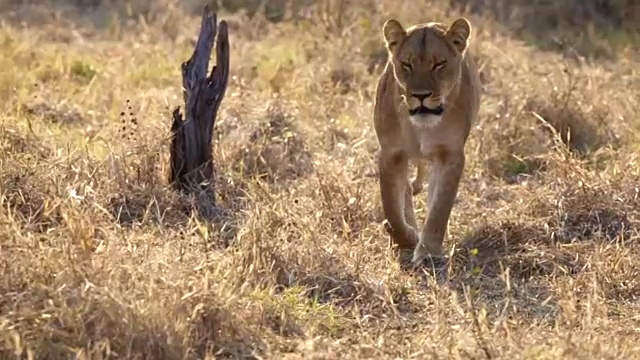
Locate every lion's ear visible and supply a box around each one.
[383,19,406,50]
[446,18,471,53]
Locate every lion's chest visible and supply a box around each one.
[405,122,458,159]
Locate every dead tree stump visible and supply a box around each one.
[168,5,229,206]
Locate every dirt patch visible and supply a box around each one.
[0,166,62,233]
[23,101,85,126]
[525,94,619,156]
[554,184,637,242]
[223,100,314,184]
[455,221,585,280]
[0,129,52,158]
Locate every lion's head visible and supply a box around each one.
[382,18,472,125]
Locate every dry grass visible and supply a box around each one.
[1,0,640,359]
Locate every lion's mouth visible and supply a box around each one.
[409,105,444,116]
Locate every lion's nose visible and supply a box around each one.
[411,92,433,102]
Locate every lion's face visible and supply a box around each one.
[383,18,471,126]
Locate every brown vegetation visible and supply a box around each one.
[0,0,639,359]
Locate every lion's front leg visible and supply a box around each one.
[412,153,465,264]
[379,151,418,249]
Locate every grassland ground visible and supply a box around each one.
[0,1,639,359]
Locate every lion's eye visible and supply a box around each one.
[400,61,412,72]
[433,61,447,71]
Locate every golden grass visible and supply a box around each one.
[1,1,640,359]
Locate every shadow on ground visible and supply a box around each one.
[0,266,264,359]
[3,0,635,61]
[450,0,639,60]
[406,176,640,323]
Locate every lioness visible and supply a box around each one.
[373,17,481,265]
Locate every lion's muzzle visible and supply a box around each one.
[409,104,444,116]
[404,92,445,126]
[406,92,444,117]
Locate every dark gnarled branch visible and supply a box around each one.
[168,5,229,203]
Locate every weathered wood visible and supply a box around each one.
[169,5,229,200]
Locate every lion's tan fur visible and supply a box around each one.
[372,18,481,264]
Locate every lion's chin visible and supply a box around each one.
[409,114,442,127]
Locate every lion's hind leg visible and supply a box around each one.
[411,160,428,195]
